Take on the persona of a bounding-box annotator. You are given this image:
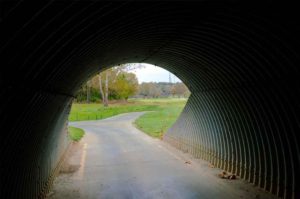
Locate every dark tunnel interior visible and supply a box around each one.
[0,2,300,199]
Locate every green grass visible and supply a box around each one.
[69,98,187,138]
[134,99,186,138]
[68,126,85,141]
[68,101,160,121]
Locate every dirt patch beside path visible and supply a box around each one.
[46,141,83,198]
[58,142,82,174]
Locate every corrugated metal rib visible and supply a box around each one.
[165,84,299,198]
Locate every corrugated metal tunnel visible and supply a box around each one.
[0,2,299,199]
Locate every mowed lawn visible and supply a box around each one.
[69,101,160,121]
[133,99,187,138]
[69,98,187,138]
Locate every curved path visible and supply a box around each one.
[48,112,276,199]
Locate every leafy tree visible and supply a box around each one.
[97,64,142,105]
[110,72,138,100]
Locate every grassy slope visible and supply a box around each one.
[68,126,85,141]
[134,99,186,138]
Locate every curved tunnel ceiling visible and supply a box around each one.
[0,2,300,199]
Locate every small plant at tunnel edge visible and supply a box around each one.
[68,126,85,141]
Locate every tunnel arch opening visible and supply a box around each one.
[68,63,190,136]
[1,2,299,199]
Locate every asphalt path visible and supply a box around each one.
[48,112,277,199]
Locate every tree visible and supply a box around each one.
[86,80,91,103]
[104,70,109,106]
[149,83,161,98]
[138,82,161,98]
[97,64,142,105]
[111,72,138,100]
[171,82,189,97]
[98,68,116,106]
[98,73,105,105]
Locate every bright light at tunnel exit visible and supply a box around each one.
[129,63,182,84]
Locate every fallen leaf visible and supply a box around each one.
[209,164,215,168]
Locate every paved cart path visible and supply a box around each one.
[48,112,277,199]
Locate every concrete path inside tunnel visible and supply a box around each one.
[48,112,277,199]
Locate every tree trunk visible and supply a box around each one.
[98,74,105,105]
[86,81,90,103]
[104,71,109,107]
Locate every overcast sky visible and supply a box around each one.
[130,63,181,84]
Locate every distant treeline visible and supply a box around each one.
[75,81,190,103]
[137,82,190,98]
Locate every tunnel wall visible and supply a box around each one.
[165,81,300,199]
[1,2,300,199]
[0,89,72,198]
